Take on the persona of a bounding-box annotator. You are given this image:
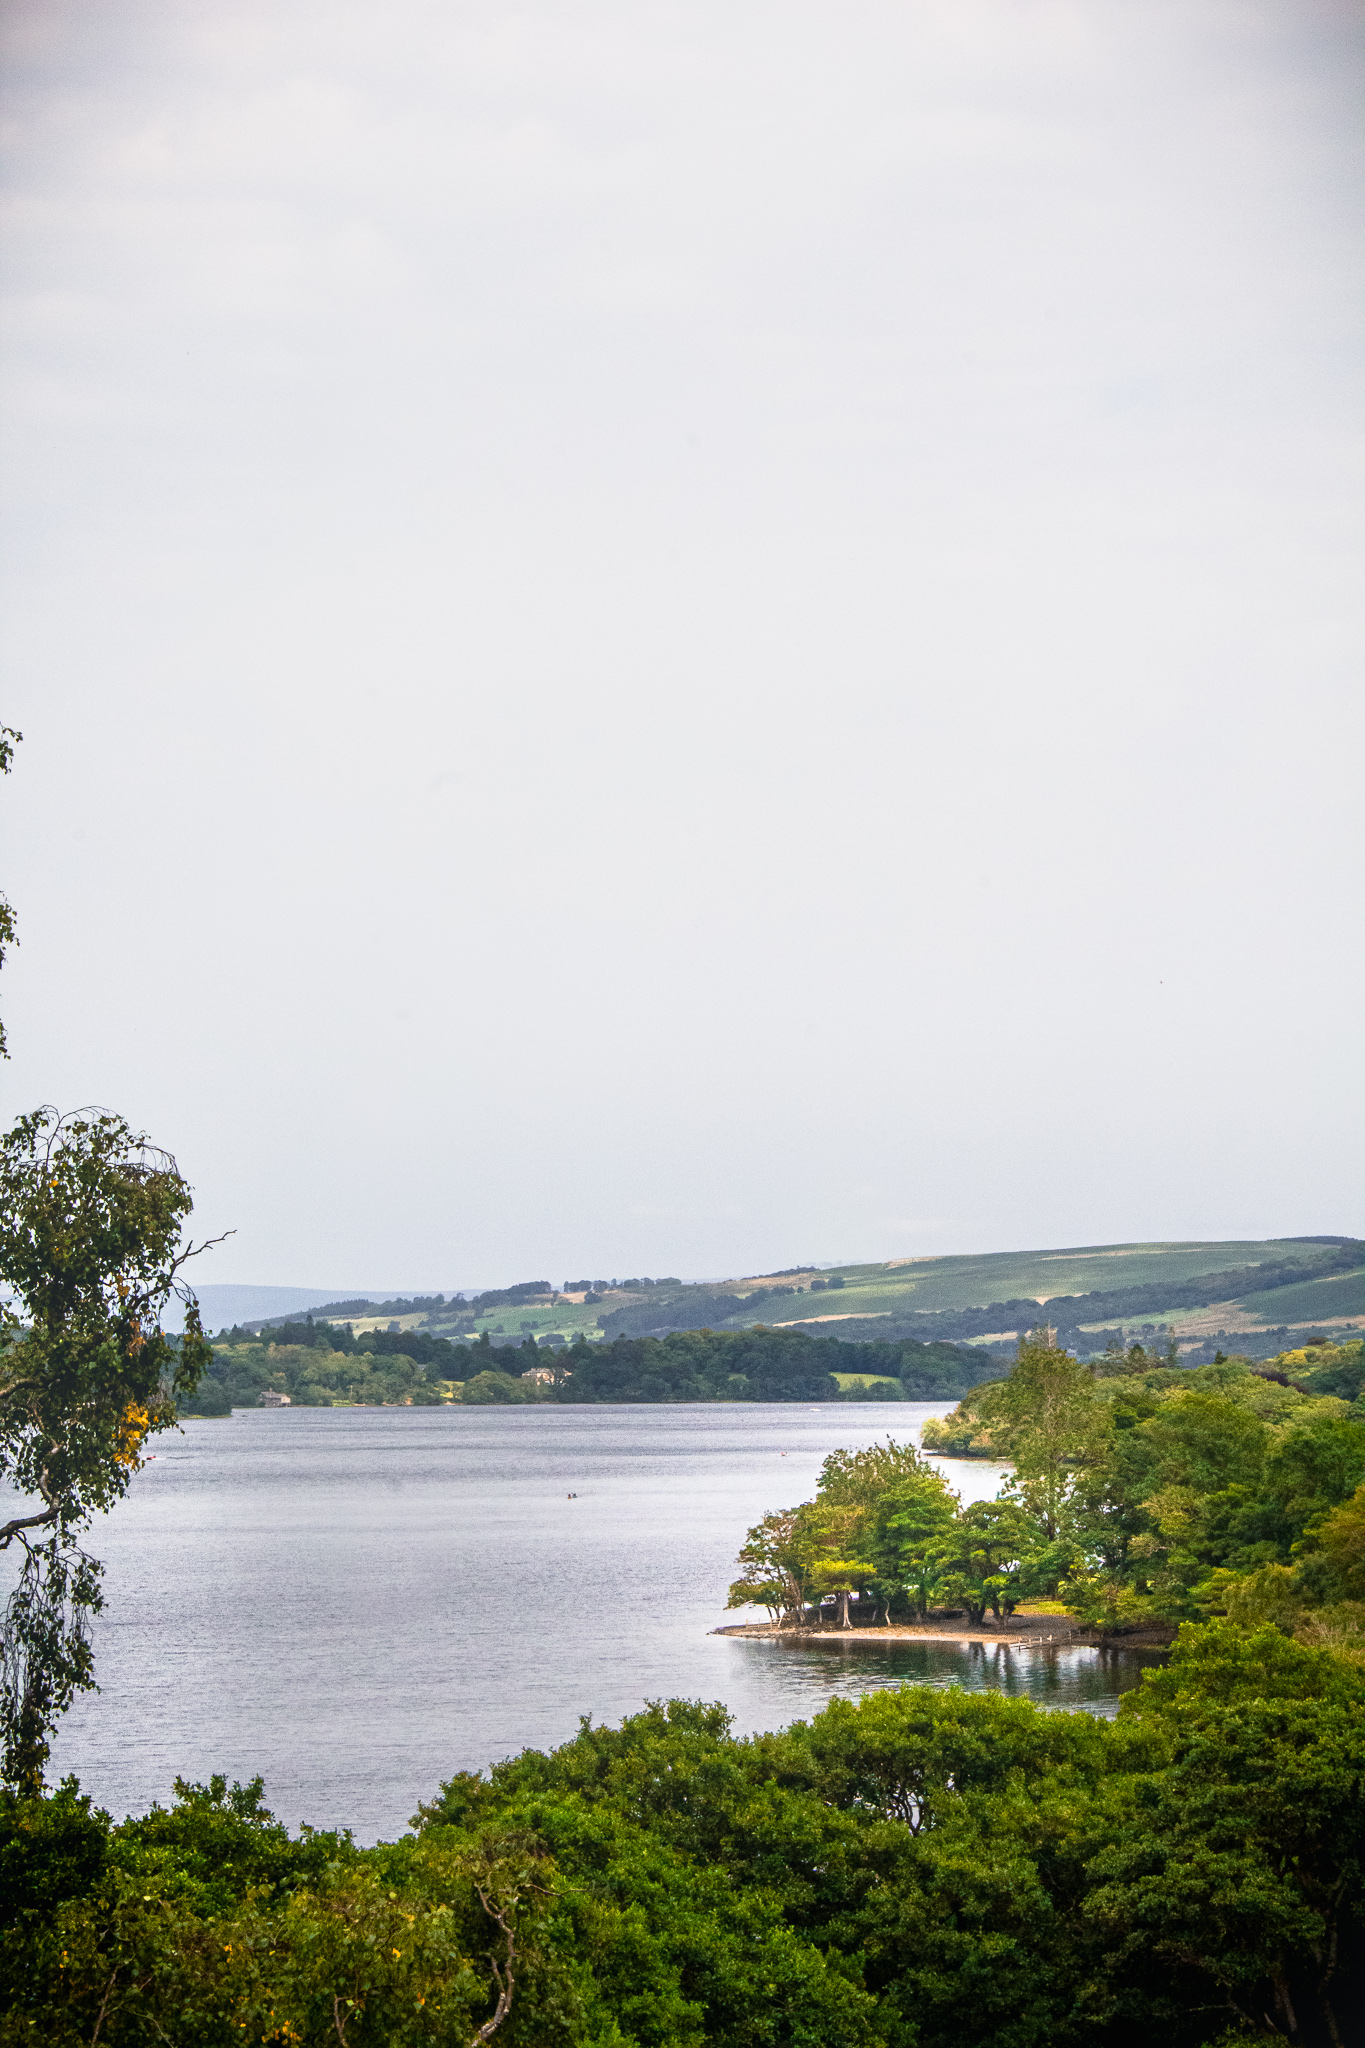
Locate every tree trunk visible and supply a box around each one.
[839,1590,852,1630]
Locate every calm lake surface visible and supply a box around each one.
[41,1403,1160,1840]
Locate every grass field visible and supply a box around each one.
[1227,1266,1365,1326]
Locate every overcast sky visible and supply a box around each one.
[0,0,1361,1292]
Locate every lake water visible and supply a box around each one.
[37,1403,1160,1840]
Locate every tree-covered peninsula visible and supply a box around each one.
[728,1330,1365,1647]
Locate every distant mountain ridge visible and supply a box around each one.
[171,1284,403,1333]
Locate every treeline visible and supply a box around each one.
[182,1325,996,1413]
[217,1319,461,1368]
[598,1282,807,1337]
[545,1328,983,1403]
[251,1277,695,1335]
[186,1335,446,1414]
[3,1623,1361,2045]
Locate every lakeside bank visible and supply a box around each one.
[714,1612,1176,1651]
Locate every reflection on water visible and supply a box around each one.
[23,1404,1161,1840]
[725,1634,1163,1718]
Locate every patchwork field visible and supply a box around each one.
[249,1235,1362,1357]
[754,1240,1333,1321]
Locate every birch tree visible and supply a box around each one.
[0,1109,213,1788]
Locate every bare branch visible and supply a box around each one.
[469,1888,518,2046]
[0,1504,58,1549]
[165,1229,236,1287]
[88,1963,119,2047]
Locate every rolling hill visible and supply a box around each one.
[238,1236,1364,1363]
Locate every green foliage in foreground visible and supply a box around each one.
[1,1624,1361,2045]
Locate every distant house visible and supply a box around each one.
[258,1389,292,1407]
[520,1366,556,1384]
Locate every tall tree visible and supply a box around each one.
[935,1498,1037,1624]
[0,1109,213,1789]
[816,1437,938,1505]
[975,1327,1105,1539]
[796,1501,877,1629]
[806,1440,951,1625]
[867,1468,961,1617]
[727,1507,809,1624]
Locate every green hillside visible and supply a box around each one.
[789,1242,1294,1316]
[248,1236,1363,1359]
[1222,1265,1365,1327]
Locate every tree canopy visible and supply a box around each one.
[2,1623,1360,2044]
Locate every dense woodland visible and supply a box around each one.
[183,1324,995,1413]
